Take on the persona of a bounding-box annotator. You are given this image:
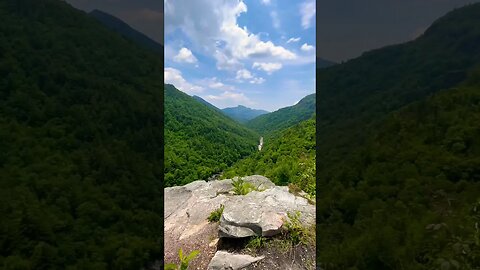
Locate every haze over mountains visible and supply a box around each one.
[316,3,480,269]
[221,105,269,123]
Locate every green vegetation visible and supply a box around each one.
[246,93,315,137]
[231,177,260,195]
[0,0,163,269]
[316,4,480,269]
[164,84,258,186]
[165,249,200,270]
[246,236,268,251]
[225,118,315,195]
[207,204,224,223]
[283,211,315,246]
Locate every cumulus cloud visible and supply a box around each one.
[173,47,198,64]
[205,91,254,108]
[236,69,254,80]
[198,77,235,91]
[164,67,203,94]
[236,69,265,84]
[300,0,315,29]
[165,0,296,71]
[252,62,282,74]
[287,37,301,43]
[301,43,315,52]
[261,0,271,5]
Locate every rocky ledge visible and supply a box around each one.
[164,175,315,269]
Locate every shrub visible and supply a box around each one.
[207,204,224,223]
[246,236,267,251]
[232,177,258,195]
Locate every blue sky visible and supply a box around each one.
[164,0,316,111]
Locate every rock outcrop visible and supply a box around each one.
[164,175,315,269]
[207,251,264,270]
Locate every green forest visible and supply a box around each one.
[246,93,315,137]
[224,118,316,196]
[316,3,480,269]
[164,84,259,186]
[0,0,164,269]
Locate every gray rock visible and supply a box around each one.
[207,251,264,270]
[219,187,315,238]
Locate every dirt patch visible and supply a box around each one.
[217,237,316,270]
[164,222,219,270]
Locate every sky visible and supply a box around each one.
[318,0,480,62]
[164,0,316,111]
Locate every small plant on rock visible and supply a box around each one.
[282,211,314,246]
[232,177,257,195]
[246,236,267,251]
[207,204,224,222]
[165,248,200,270]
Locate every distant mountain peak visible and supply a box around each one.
[221,105,269,124]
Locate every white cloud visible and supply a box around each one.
[287,37,301,43]
[165,0,296,71]
[261,0,271,5]
[236,69,254,80]
[252,62,282,74]
[301,43,315,52]
[250,77,266,84]
[300,0,315,29]
[236,69,265,84]
[205,91,254,108]
[164,67,204,94]
[173,47,198,64]
[198,77,235,91]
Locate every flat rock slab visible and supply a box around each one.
[164,175,315,268]
[207,251,264,270]
[219,186,315,238]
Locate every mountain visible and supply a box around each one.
[164,84,259,186]
[89,9,163,54]
[246,93,315,136]
[221,105,269,123]
[224,118,315,195]
[0,0,164,268]
[192,95,221,111]
[316,4,480,269]
[317,57,336,69]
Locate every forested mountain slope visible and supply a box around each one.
[246,93,315,136]
[0,0,163,268]
[225,118,315,195]
[316,4,480,269]
[164,84,258,186]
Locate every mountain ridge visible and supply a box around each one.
[246,93,315,136]
[221,105,269,123]
[164,84,258,186]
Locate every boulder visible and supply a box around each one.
[207,251,264,270]
[164,175,315,269]
[219,186,315,238]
